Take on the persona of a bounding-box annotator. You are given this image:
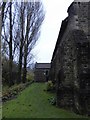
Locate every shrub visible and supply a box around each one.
[48,97,56,105]
[46,80,54,91]
[2,81,34,102]
[2,56,18,85]
[2,83,26,102]
[27,72,34,82]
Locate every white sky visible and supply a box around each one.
[32,0,74,63]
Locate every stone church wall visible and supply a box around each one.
[50,2,90,115]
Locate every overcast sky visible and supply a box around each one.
[32,0,74,63]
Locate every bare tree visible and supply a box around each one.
[2,2,20,85]
[22,1,45,82]
[2,2,14,86]
[17,2,26,83]
[1,1,45,85]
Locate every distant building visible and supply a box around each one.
[34,63,51,82]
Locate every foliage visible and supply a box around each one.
[46,80,54,91]
[48,97,56,105]
[2,83,86,118]
[2,83,25,102]
[2,81,33,102]
[26,71,34,82]
[2,56,18,85]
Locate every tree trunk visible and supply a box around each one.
[0,5,2,100]
[18,5,24,84]
[22,44,27,83]
[2,2,6,26]
[9,2,14,86]
[18,45,23,84]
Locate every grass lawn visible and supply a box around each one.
[2,83,89,118]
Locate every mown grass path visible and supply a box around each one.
[3,83,88,118]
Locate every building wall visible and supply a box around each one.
[34,68,50,82]
[50,2,90,115]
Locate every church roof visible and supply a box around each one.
[35,63,51,69]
